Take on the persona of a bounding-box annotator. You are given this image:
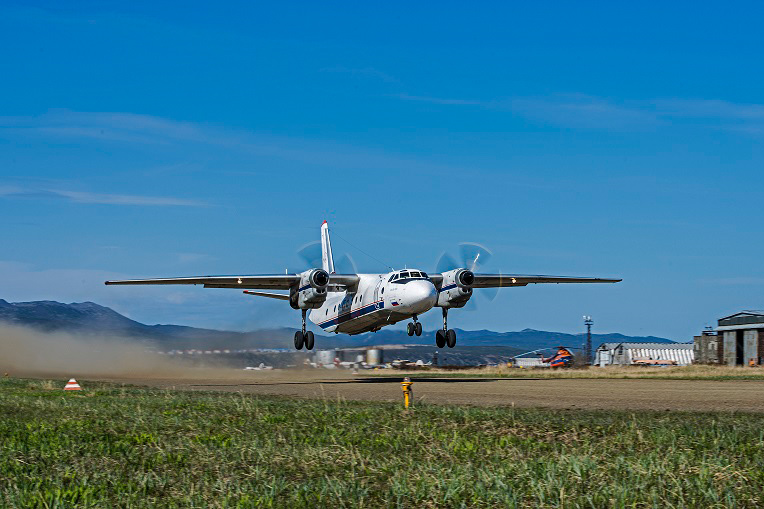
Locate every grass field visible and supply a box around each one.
[379,364,764,381]
[2,377,764,508]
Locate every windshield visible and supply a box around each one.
[389,270,429,283]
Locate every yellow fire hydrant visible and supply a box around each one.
[401,377,413,409]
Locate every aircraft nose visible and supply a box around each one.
[405,280,437,313]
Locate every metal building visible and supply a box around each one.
[693,329,720,364]
[594,342,694,367]
[716,311,764,366]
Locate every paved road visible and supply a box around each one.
[107,373,764,412]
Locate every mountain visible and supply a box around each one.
[0,299,678,351]
[0,298,291,349]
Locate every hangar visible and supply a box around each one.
[714,311,764,366]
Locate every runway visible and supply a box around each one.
[103,372,764,412]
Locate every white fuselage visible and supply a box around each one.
[310,269,437,335]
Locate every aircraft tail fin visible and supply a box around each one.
[321,221,335,273]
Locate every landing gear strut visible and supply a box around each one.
[407,314,423,337]
[294,310,315,351]
[435,308,457,348]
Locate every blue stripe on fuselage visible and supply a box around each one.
[438,284,458,293]
[318,300,384,329]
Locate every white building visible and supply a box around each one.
[595,342,694,367]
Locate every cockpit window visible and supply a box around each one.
[390,270,429,282]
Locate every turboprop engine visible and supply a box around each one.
[436,268,474,308]
[290,268,330,309]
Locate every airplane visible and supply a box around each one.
[105,221,621,351]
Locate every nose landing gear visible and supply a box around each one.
[435,308,457,348]
[294,309,315,351]
[407,315,423,336]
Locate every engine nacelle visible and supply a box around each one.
[436,268,474,308]
[290,269,329,310]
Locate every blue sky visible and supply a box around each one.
[1,1,763,340]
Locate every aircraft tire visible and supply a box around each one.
[435,329,446,348]
[446,329,457,348]
[415,322,423,336]
[407,323,415,336]
[294,331,304,350]
[305,331,315,350]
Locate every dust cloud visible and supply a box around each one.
[0,323,190,379]
[0,322,349,384]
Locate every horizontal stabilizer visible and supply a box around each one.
[243,290,290,301]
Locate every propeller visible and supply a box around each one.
[296,241,322,270]
[460,242,493,271]
[296,241,358,274]
[434,242,502,310]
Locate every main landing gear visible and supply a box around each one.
[435,308,457,348]
[294,309,315,351]
[406,315,423,337]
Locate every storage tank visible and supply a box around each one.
[315,349,337,366]
[366,348,383,366]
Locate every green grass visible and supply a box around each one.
[2,378,764,508]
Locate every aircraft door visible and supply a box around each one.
[374,279,383,309]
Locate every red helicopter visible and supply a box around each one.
[539,346,575,368]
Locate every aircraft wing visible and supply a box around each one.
[472,274,621,287]
[105,273,360,290]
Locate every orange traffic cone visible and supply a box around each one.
[64,378,82,391]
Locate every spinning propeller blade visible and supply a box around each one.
[296,241,323,270]
[296,240,359,274]
[435,252,460,273]
[434,242,503,311]
[459,242,493,271]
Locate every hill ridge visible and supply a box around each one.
[0,299,676,351]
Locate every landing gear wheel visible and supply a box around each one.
[435,329,446,348]
[446,329,457,348]
[415,322,423,336]
[407,322,415,336]
[304,331,315,351]
[294,331,304,350]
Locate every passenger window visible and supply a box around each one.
[381,288,384,294]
